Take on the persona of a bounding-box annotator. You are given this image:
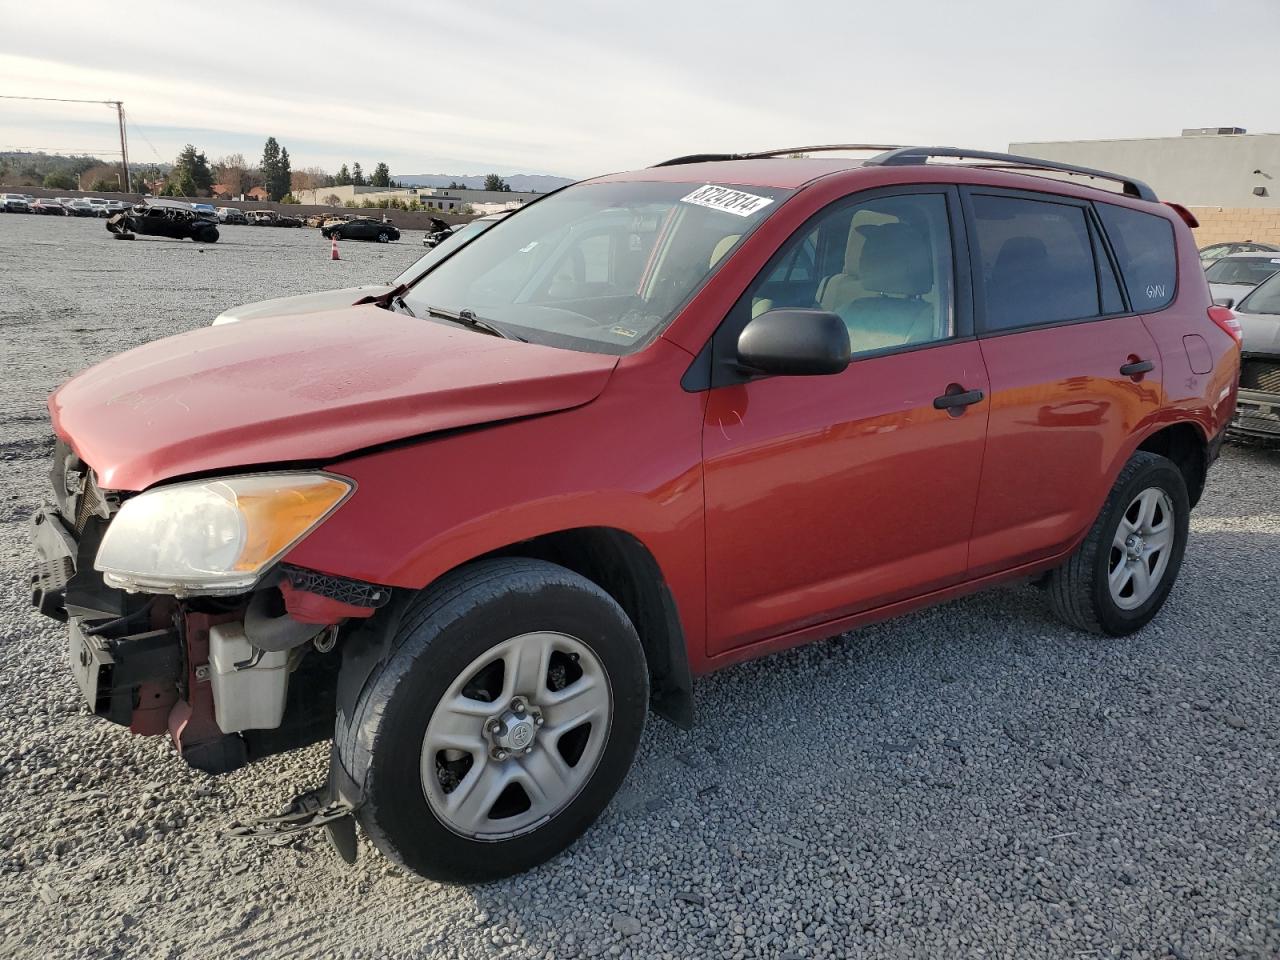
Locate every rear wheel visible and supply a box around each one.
[1046,451,1189,635]
[338,558,648,883]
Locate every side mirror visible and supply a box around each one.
[1213,296,1235,309]
[736,309,851,377]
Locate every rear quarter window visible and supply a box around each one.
[1095,203,1177,311]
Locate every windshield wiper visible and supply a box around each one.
[389,294,416,317]
[423,305,526,342]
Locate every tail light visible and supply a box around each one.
[1208,305,1242,344]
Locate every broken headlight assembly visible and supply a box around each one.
[94,473,353,596]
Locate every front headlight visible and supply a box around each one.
[94,473,352,596]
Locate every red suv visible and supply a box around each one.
[30,145,1240,882]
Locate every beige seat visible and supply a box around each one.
[836,222,935,353]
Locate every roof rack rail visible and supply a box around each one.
[652,144,904,167]
[864,146,1158,202]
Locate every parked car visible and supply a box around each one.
[1228,271,1280,442]
[86,198,112,217]
[217,207,248,225]
[191,202,218,218]
[1200,240,1280,265]
[1,193,30,213]
[213,214,508,325]
[65,199,97,217]
[422,216,455,248]
[30,198,67,215]
[1205,251,1280,305]
[30,146,1239,884]
[246,209,303,227]
[105,198,220,242]
[322,216,400,242]
[305,212,341,228]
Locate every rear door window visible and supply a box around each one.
[969,193,1103,331]
[1095,203,1177,311]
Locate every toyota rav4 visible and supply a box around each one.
[30,145,1240,883]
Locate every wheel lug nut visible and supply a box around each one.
[534,715,544,726]
[494,749,507,761]
[512,700,525,714]
[523,746,533,754]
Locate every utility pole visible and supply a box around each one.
[0,94,132,192]
[115,101,130,194]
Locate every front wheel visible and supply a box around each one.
[376,231,389,243]
[1046,451,1190,635]
[338,558,648,883]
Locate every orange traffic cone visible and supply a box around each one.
[330,234,340,260]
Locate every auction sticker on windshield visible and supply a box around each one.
[680,184,775,218]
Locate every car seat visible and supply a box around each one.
[836,223,935,352]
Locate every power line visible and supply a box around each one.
[0,94,130,188]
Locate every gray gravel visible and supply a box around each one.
[1,214,1278,959]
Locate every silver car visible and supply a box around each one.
[1230,271,1280,443]
[1206,251,1280,306]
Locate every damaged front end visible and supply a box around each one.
[30,441,388,775]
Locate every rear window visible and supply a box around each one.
[1095,203,1177,311]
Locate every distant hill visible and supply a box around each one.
[393,173,575,192]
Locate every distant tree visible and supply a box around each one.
[43,171,75,189]
[214,153,249,194]
[483,174,507,192]
[279,193,300,204]
[351,162,365,186]
[335,164,352,186]
[323,193,341,206]
[89,179,116,192]
[260,137,291,202]
[343,199,358,208]
[447,180,463,190]
[370,162,391,188]
[171,144,213,196]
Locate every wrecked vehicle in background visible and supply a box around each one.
[106,199,220,243]
[246,209,303,228]
[212,212,507,325]
[1230,270,1280,443]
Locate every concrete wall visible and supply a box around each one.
[1011,133,1280,208]
[1188,207,1280,248]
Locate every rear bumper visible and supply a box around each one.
[1230,388,1280,441]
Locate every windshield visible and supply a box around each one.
[1238,272,1280,315]
[1205,257,1280,286]
[391,218,499,286]
[402,180,791,354]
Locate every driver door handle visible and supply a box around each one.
[933,387,985,411]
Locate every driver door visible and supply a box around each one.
[701,187,991,655]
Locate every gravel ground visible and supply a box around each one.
[0,213,1278,960]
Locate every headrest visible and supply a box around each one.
[993,236,1049,274]
[857,222,932,296]
[709,234,740,268]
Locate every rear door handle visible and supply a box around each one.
[1120,359,1155,377]
[933,387,985,411]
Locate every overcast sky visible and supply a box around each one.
[2,0,1278,180]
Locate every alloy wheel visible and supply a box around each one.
[1108,487,1175,610]
[420,631,612,840]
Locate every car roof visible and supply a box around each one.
[1216,251,1280,260]
[594,157,865,189]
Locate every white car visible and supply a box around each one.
[1,193,30,213]
[1206,251,1280,307]
[86,198,112,217]
[212,213,509,325]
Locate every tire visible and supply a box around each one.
[377,232,389,243]
[338,558,648,883]
[1046,451,1190,636]
[194,226,219,243]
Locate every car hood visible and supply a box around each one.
[1237,308,1280,356]
[51,304,619,491]
[1209,281,1256,304]
[212,285,393,325]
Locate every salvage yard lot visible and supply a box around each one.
[0,213,1278,959]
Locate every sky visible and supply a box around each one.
[2,0,1278,181]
